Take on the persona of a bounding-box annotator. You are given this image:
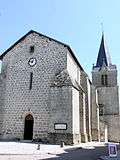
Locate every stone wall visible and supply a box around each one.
[0,31,85,145]
[79,91,88,142]
[0,68,7,137]
[67,52,80,85]
[87,78,92,141]
[0,74,4,136]
[49,86,72,134]
[80,71,92,142]
[92,64,120,143]
[97,86,119,115]
[0,32,68,140]
[99,121,108,142]
[48,86,73,144]
[92,69,117,86]
[72,87,80,135]
[0,31,93,145]
[101,115,120,142]
[91,85,100,141]
[48,66,81,144]
[49,85,80,145]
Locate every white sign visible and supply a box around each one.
[54,124,67,130]
[109,143,117,157]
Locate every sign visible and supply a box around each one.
[109,143,117,157]
[54,123,67,130]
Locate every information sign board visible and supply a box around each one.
[54,123,67,130]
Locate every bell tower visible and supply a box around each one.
[92,33,119,115]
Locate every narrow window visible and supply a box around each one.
[105,75,108,85]
[101,74,108,85]
[29,72,33,90]
[30,45,34,53]
[101,75,104,85]
[99,104,104,116]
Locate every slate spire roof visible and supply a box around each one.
[96,33,112,68]
[93,33,117,70]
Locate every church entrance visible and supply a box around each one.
[24,114,34,140]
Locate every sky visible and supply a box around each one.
[0,0,120,84]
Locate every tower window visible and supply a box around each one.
[30,45,34,53]
[101,74,108,85]
[101,75,104,85]
[105,75,108,85]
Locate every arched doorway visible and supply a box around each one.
[24,114,34,140]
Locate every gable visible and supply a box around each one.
[0,30,84,71]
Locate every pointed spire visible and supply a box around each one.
[95,33,112,68]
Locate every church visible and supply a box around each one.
[0,30,119,144]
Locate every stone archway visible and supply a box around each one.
[24,114,34,140]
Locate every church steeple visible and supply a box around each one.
[94,33,113,69]
[92,33,117,87]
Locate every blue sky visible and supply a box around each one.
[0,0,120,84]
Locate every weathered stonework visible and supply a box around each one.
[92,34,120,143]
[99,121,108,142]
[0,30,92,144]
[91,85,100,141]
[92,67,120,142]
[80,71,92,142]
[0,31,67,141]
[1,30,118,144]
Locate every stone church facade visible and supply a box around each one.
[0,30,119,144]
[0,30,92,144]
